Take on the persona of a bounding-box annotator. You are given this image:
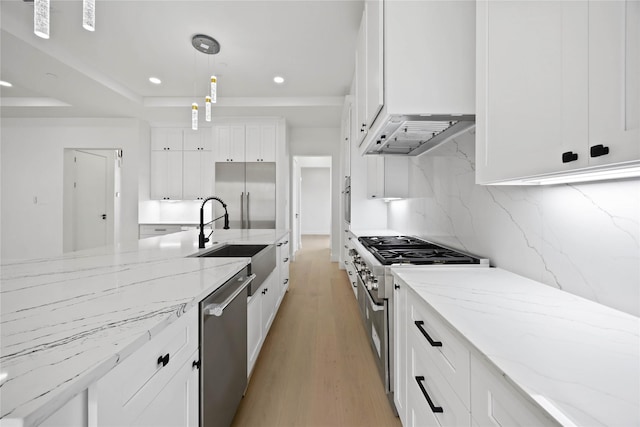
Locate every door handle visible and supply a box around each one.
[101,214,107,220]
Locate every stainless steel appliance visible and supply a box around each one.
[348,235,489,413]
[200,266,256,427]
[214,162,276,229]
[343,176,351,224]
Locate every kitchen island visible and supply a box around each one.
[0,229,289,427]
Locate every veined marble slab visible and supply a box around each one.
[391,267,640,427]
[0,229,288,426]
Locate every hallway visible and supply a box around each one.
[231,235,401,427]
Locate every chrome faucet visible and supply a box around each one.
[199,197,230,249]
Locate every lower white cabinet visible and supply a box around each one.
[470,355,557,427]
[89,309,199,427]
[277,233,290,299]
[395,282,558,427]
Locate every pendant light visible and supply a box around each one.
[205,96,212,122]
[82,0,96,32]
[192,103,199,130]
[34,0,50,39]
[210,76,217,103]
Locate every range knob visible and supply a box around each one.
[348,249,358,257]
[371,279,379,290]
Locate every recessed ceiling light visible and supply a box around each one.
[0,80,13,87]
[149,77,162,85]
[273,76,285,84]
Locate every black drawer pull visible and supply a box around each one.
[283,258,289,263]
[415,376,444,413]
[192,360,201,370]
[157,353,170,367]
[415,321,442,347]
[590,144,610,158]
[283,278,289,285]
[394,284,400,290]
[562,151,578,163]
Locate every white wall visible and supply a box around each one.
[289,127,341,260]
[386,130,640,317]
[1,118,148,259]
[301,167,331,234]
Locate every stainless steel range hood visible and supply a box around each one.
[363,114,475,156]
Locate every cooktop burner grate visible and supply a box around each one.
[358,235,482,265]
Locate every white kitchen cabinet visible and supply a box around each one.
[214,125,245,162]
[355,11,368,146]
[393,279,407,425]
[366,156,409,200]
[150,149,183,200]
[261,271,278,337]
[183,129,213,200]
[40,390,88,427]
[365,0,383,129]
[277,233,290,300]
[245,124,276,162]
[139,224,187,239]
[89,308,199,427]
[470,355,557,427]
[151,128,183,151]
[476,0,640,184]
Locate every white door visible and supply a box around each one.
[74,150,108,251]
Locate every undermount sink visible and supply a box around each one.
[195,243,276,296]
[198,244,268,258]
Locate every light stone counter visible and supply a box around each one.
[0,229,288,426]
[391,267,640,427]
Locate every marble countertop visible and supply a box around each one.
[0,229,289,426]
[391,267,640,427]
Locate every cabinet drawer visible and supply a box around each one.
[470,355,558,427]
[408,290,470,409]
[93,309,198,426]
[407,344,471,427]
[139,224,183,236]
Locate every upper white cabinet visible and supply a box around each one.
[183,130,213,200]
[476,0,640,184]
[215,125,246,162]
[357,0,476,154]
[150,128,214,200]
[245,124,276,162]
[213,122,277,163]
[366,156,409,200]
[151,128,184,200]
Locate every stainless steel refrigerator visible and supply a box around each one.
[214,162,276,229]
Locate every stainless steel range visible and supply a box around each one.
[348,235,489,413]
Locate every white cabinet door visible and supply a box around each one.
[183,128,212,151]
[470,355,558,427]
[151,128,183,151]
[246,124,277,162]
[277,234,290,298]
[367,156,409,199]
[247,291,263,377]
[355,12,368,146]
[150,150,183,200]
[183,149,213,200]
[393,280,408,426]
[476,0,589,183]
[214,125,245,162]
[365,0,383,128]
[131,349,200,427]
[261,272,278,336]
[588,0,640,166]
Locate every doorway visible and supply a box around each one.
[291,156,332,258]
[63,149,120,252]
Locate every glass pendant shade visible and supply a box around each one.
[210,76,217,103]
[192,103,198,130]
[34,0,50,39]
[205,96,212,122]
[83,0,96,31]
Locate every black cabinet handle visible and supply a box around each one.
[415,321,442,347]
[283,258,289,263]
[283,278,289,285]
[590,144,610,158]
[192,360,201,370]
[157,353,170,367]
[562,151,578,163]
[277,243,283,247]
[394,284,400,290]
[415,376,444,413]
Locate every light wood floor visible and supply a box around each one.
[231,235,402,427]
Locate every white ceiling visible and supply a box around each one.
[0,0,363,128]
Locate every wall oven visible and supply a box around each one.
[349,235,489,413]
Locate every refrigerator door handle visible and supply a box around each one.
[240,192,245,229]
[246,192,250,229]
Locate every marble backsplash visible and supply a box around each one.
[387,130,640,316]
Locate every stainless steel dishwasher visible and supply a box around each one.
[200,266,255,427]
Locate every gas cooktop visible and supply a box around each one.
[358,235,482,265]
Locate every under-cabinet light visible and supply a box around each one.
[495,164,640,186]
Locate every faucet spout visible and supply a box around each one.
[199,196,230,249]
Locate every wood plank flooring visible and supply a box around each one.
[231,235,402,427]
